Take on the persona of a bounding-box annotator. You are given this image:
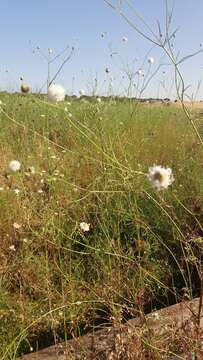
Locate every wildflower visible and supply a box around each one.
[79,89,85,96]
[148,165,174,190]
[9,160,21,172]
[80,222,90,232]
[97,97,102,103]
[21,83,31,94]
[9,245,16,251]
[48,84,66,102]
[148,57,155,65]
[14,188,20,195]
[13,222,21,230]
[137,69,143,76]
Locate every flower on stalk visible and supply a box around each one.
[137,69,143,76]
[148,57,155,65]
[148,165,174,190]
[79,89,85,96]
[122,36,128,43]
[9,160,21,172]
[48,84,66,102]
[21,83,31,94]
[80,222,90,232]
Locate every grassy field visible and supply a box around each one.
[0,93,203,358]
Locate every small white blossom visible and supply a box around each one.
[148,57,155,65]
[14,188,20,195]
[9,245,16,251]
[48,84,66,102]
[80,222,90,232]
[79,89,85,96]
[9,160,21,172]
[97,97,102,103]
[148,165,174,190]
[137,69,143,76]
[13,222,21,230]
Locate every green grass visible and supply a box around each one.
[0,93,203,358]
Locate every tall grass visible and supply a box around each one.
[0,93,203,358]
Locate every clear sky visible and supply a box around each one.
[1,0,203,98]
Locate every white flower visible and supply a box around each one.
[0,187,4,191]
[148,57,155,65]
[79,89,85,96]
[21,83,31,94]
[148,165,174,190]
[97,97,102,103]
[80,222,90,232]
[13,222,21,230]
[9,245,16,251]
[122,36,128,42]
[48,84,66,102]
[9,160,21,172]
[37,189,44,193]
[137,69,143,76]
[14,188,20,195]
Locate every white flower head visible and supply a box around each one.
[79,89,85,96]
[97,97,102,103]
[14,188,20,195]
[13,222,21,230]
[80,222,90,232]
[137,69,143,76]
[9,160,21,172]
[9,245,16,251]
[21,83,31,94]
[122,36,128,43]
[148,57,155,65]
[148,165,174,190]
[48,84,66,102]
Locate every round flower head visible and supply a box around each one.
[148,57,155,65]
[21,83,31,94]
[9,160,21,172]
[122,36,128,43]
[48,84,66,102]
[137,69,143,76]
[79,89,85,96]
[148,165,174,190]
[80,222,90,232]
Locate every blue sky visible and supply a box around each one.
[1,0,203,98]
